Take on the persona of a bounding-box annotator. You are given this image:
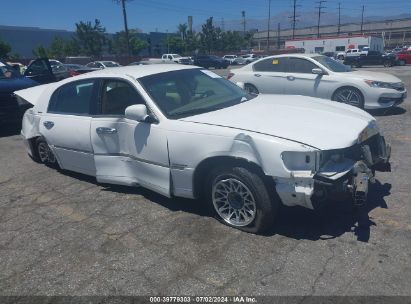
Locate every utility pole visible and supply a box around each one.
[267,0,271,51]
[277,23,281,49]
[288,0,300,39]
[116,0,131,56]
[337,2,341,35]
[241,11,246,36]
[221,17,225,31]
[316,1,327,38]
[360,5,365,34]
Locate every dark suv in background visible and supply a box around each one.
[193,55,229,69]
[344,51,398,67]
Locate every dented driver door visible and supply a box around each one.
[90,78,170,196]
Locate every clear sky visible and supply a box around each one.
[2,0,411,33]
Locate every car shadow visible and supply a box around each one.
[0,123,21,138]
[57,169,391,242]
[369,107,407,116]
[270,181,391,242]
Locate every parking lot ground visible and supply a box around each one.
[0,66,410,296]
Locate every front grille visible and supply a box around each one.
[389,82,405,91]
[321,134,385,167]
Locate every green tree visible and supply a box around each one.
[199,17,217,53]
[32,45,49,58]
[166,36,185,54]
[48,37,67,58]
[0,40,11,58]
[110,30,148,55]
[74,19,106,57]
[177,23,188,41]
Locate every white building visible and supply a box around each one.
[285,35,384,54]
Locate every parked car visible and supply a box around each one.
[64,64,98,77]
[232,54,259,65]
[0,61,38,124]
[193,55,229,69]
[336,48,367,60]
[343,51,397,68]
[397,51,411,65]
[47,59,70,81]
[223,55,238,64]
[161,54,192,65]
[17,64,391,233]
[228,54,407,109]
[86,61,121,69]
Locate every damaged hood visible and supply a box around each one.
[180,95,375,150]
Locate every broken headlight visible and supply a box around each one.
[281,151,319,172]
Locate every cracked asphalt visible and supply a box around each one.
[0,66,410,296]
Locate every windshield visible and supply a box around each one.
[103,61,120,67]
[313,55,352,72]
[139,69,255,119]
[172,54,182,58]
[0,63,21,79]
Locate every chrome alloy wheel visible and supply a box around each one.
[212,178,257,227]
[37,141,56,164]
[334,88,362,107]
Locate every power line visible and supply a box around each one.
[315,0,327,38]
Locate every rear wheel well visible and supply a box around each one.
[28,136,41,161]
[193,156,270,199]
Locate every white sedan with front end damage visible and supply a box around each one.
[16,63,391,233]
[228,54,407,109]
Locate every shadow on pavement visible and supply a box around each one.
[369,107,406,116]
[58,169,391,242]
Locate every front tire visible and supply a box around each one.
[332,87,365,108]
[244,83,259,95]
[205,166,278,233]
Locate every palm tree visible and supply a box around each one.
[113,0,133,56]
[178,23,188,41]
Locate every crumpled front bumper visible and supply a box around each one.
[275,135,391,209]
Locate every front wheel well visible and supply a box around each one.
[192,156,269,199]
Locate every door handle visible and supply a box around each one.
[43,121,54,130]
[254,74,261,77]
[96,127,117,134]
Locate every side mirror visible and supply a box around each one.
[312,68,324,75]
[125,104,150,122]
[236,82,245,89]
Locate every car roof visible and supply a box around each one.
[267,53,323,59]
[63,64,200,80]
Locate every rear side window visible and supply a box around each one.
[48,80,97,115]
[253,57,286,72]
[287,58,318,73]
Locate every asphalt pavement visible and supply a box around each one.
[0,65,410,297]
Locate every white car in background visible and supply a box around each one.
[223,55,238,64]
[16,63,390,233]
[228,54,407,109]
[86,61,121,69]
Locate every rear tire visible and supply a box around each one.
[205,166,278,233]
[35,137,58,167]
[399,60,406,66]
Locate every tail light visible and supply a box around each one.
[227,72,234,80]
[69,70,80,77]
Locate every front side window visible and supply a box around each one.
[253,57,286,72]
[139,69,255,119]
[48,80,97,114]
[101,80,145,115]
[287,57,318,73]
